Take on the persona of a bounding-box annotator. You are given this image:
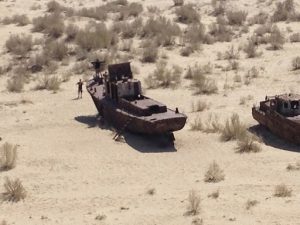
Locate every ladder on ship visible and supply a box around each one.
[113,117,133,141]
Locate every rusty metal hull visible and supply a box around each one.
[88,82,187,135]
[252,107,300,145]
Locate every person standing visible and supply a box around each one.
[77,79,83,99]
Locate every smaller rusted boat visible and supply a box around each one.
[252,93,300,144]
[86,62,187,141]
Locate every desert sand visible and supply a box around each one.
[1,0,300,224]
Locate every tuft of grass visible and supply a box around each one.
[175,4,200,24]
[173,0,184,6]
[291,56,300,70]
[268,25,285,50]
[191,65,218,95]
[221,114,246,142]
[141,44,158,63]
[192,114,222,133]
[236,134,261,153]
[95,214,106,221]
[2,14,30,26]
[7,76,24,93]
[65,24,79,42]
[290,33,300,42]
[36,75,61,91]
[226,10,247,26]
[272,0,296,22]
[32,13,65,38]
[186,190,201,216]
[191,100,209,112]
[1,177,27,202]
[274,184,292,197]
[5,34,32,57]
[144,61,181,88]
[244,40,261,58]
[245,200,259,210]
[208,189,219,199]
[191,217,203,225]
[286,162,300,171]
[204,161,225,183]
[248,11,268,25]
[208,16,233,42]
[0,143,17,171]
[44,41,69,61]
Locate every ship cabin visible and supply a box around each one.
[103,62,168,116]
[267,94,300,117]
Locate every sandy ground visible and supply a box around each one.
[1,0,300,224]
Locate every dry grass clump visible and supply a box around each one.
[211,0,226,16]
[77,6,108,21]
[1,177,27,202]
[236,134,261,153]
[208,16,233,42]
[72,61,90,74]
[118,2,143,20]
[47,0,66,12]
[173,0,184,6]
[191,100,209,112]
[289,33,300,42]
[5,34,32,57]
[274,184,292,197]
[141,43,158,63]
[191,218,203,225]
[190,116,204,131]
[239,95,253,105]
[226,10,247,26]
[144,60,181,88]
[248,11,268,25]
[44,41,69,61]
[76,23,117,51]
[286,162,300,171]
[245,200,259,210]
[185,190,201,216]
[32,13,65,38]
[184,23,212,52]
[204,161,225,183]
[272,0,297,22]
[223,45,240,60]
[175,4,200,24]
[267,25,285,50]
[35,75,61,91]
[0,143,17,171]
[192,114,222,133]
[65,24,79,42]
[243,40,261,58]
[208,189,219,199]
[141,16,181,47]
[291,57,300,70]
[190,64,218,95]
[221,113,247,142]
[6,76,24,93]
[2,14,30,26]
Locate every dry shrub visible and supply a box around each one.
[226,10,247,26]
[184,23,209,50]
[72,61,90,74]
[192,100,209,112]
[208,16,233,42]
[248,11,268,25]
[236,134,261,153]
[173,0,184,6]
[208,190,219,199]
[141,43,158,63]
[5,34,32,57]
[118,2,143,20]
[191,114,222,133]
[190,64,218,95]
[7,76,24,92]
[192,218,203,225]
[36,75,61,91]
[76,23,116,51]
[245,200,259,210]
[291,56,300,70]
[211,0,226,16]
[47,0,65,12]
[254,23,272,37]
[290,33,300,42]
[141,16,181,46]
[244,40,261,58]
[272,0,296,22]
[144,61,181,88]
[28,52,51,72]
[204,161,225,183]
[77,6,107,21]
[65,24,79,42]
[240,95,253,105]
[286,162,300,171]
[32,13,65,38]
[186,190,201,216]
[44,41,69,61]
[175,4,200,24]
[245,66,259,79]
[223,45,239,60]
[267,25,285,50]
[274,184,292,197]
[190,116,203,131]
[2,14,30,26]
[1,177,26,202]
[221,113,246,141]
[0,143,17,171]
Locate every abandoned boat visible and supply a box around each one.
[86,62,187,140]
[252,93,300,144]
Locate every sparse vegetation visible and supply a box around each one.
[221,113,246,142]
[44,41,69,61]
[208,16,233,42]
[32,13,65,38]
[1,177,26,202]
[248,11,268,25]
[186,190,201,216]
[7,76,24,93]
[36,75,61,91]
[2,14,30,26]
[274,184,292,197]
[291,56,300,70]
[245,200,259,210]
[191,217,203,225]
[236,134,261,153]
[191,100,209,112]
[244,40,261,58]
[204,161,225,183]
[5,34,32,57]
[0,143,17,171]
[145,60,181,88]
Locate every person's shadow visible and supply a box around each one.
[74,114,177,153]
[249,125,300,152]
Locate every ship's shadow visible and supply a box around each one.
[74,115,176,153]
[249,125,300,152]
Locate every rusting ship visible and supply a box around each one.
[252,93,300,144]
[86,62,187,140]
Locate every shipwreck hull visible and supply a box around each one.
[252,107,300,145]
